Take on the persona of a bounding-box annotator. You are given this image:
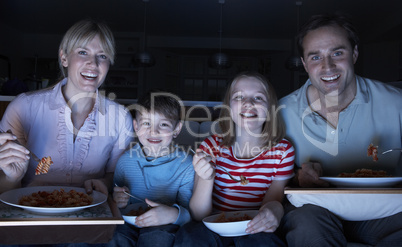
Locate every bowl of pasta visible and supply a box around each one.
[121,203,150,227]
[0,186,107,215]
[202,210,259,237]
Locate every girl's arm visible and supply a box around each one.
[189,149,215,221]
[245,178,290,234]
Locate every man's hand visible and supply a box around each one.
[296,162,329,187]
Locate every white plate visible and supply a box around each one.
[0,186,107,215]
[202,210,259,237]
[320,177,402,188]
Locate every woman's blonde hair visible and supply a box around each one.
[58,19,115,78]
[218,71,286,148]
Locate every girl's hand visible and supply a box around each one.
[112,186,130,208]
[135,198,179,227]
[245,201,283,234]
[192,148,215,180]
[0,132,30,181]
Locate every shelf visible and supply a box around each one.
[109,68,138,72]
[118,52,137,55]
[103,85,138,89]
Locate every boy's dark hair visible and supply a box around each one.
[296,13,359,58]
[135,90,183,125]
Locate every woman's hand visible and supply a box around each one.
[245,201,284,234]
[0,132,30,181]
[297,162,329,187]
[113,185,130,208]
[84,178,109,196]
[193,149,215,181]
[135,199,179,227]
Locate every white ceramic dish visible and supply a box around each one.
[202,210,259,237]
[320,177,402,188]
[0,186,107,215]
[121,203,149,227]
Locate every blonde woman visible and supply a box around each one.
[0,19,134,195]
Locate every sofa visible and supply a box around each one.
[173,120,221,152]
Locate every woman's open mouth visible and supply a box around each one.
[81,72,98,80]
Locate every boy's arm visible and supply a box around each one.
[174,163,195,226]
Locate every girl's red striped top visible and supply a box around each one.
[200,135,295,211]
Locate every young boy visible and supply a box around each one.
[109,90,194,247]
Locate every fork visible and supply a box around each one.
[0,128,41,163]
[382,149,402,155]
[189,148,243,183]
[114,183,151,207]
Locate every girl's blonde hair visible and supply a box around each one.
[218,71,286,148]
[58,19,116,78]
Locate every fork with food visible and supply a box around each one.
[367,143,402,161]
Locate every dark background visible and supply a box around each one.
[1,0,402,100]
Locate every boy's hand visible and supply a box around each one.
[192,148,215,180]
[113,186,130,208]
[135,199,179,227]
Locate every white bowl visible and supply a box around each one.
[202,210,259,237]
[121,203,149,227]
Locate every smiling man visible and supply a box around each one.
[278,14,402,246]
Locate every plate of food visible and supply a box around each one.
[320,177,402,188]
[0,186,107,215]
[121,203,150,227]
[320,169,402,188]
[202,210,259,237]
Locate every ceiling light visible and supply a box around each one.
[209,0,231,69]
[134,0,155,67]
[286,0,304,71]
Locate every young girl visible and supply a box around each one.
[174,71,294,247]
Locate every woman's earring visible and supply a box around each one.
[173,132,177,138]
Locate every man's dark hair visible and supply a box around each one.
[135,90,183,125]
[296,13,360,58]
